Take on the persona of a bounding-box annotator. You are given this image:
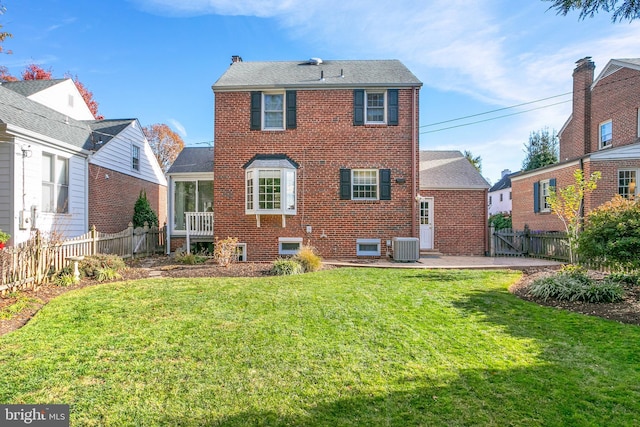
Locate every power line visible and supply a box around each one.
[420,99,571,134]
[421,92,572,128]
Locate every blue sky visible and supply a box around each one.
[2,0,640,183]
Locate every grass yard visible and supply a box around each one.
[1,268,639,426]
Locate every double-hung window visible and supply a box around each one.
[263,93,284,130]
[366,92,385,123]
[251,91,296,131]
[618,169,638,199]
[353,89,398,126]
[42,153,69,213]
[533,178,555,213]
[245,155,297,216]
[352,169,379,200]
[599,120,612,149]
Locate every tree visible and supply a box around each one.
[143,124,185,173]
[133,190,159,228]
[21,63,53,80]
[544,0,640,22]
[67,74,104,119]
[547,168,601,263]
[577,195,640,270]
[522,128,558,171]
[0,2,12,55]
[464,150,482,174]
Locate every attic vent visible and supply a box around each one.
[309,57,323,65]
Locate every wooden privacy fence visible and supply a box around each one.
[0,223,165,293]
[490,227,570,262]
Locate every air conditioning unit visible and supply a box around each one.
[392,237,419,262]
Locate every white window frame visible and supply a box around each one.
[599,120,612,149]
[262,92,285,130]
[245,168,296,215]
[279,237,302,255]
[234,243,247,262]
[42,153,69,214]
[357,239,381,256]
[540,179,551,212]
[351,169,379,200]
[172,179,214,232]
[365,90,386,124]
[132,144,141,171]
[618,169,638,199]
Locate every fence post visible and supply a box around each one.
[143,222,149,256]
[91,225,97,256]
[128,222,134,258]
[489,226,495,256]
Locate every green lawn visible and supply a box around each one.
[1,268,639,426]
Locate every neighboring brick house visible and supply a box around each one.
[0,79,166,245]
[512,57,640,231]
[418,151,489,256]
[488,169,516,216]
[211,58,423,261]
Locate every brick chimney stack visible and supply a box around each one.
[231,55,243,64]
[560,57,595,160]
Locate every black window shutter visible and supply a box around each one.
[353,89,364,126]
[387,89,398,126]
[340,169,351,200]
[250,91,261,130]
[533,181,540,213]
[286,90,297,129]
[380,169,391,200]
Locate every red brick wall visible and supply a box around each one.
[88,164,167,233]
[589,67,640,153]
[584,158,640,213]
[560,59,595,161]
[213,88,419,261]
[420,189,487,255]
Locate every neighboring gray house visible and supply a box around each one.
[417,150,490,256]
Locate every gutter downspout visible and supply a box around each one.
[412,86,418,237]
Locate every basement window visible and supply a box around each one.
[356,239,381,256]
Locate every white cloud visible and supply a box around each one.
[168,119,188,138]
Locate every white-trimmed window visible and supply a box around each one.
[245,158,297,215]
[599,120,612,149]
[42,153,69,213]
[173,180,213,231]
[357,239,381,256]
[132,145,141,171]
[279,237,302,255]
[619,169,638,199]
[234,243,247,262]
[366,91,386,124]
[352,169,378,200]
[540,179,551,212]
[263,93,284,130]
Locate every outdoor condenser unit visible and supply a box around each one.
[392,237,420,262]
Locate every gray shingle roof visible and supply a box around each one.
[2,79,68,97]
[167,147,214,174]
[419,151,490,189]
[86,119,136,147]
[489,171,518,192]
[213,59,422,90]
[0,85,93,150]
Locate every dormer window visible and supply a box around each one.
[599,120,612,149]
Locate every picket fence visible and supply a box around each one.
[0,223,165,293]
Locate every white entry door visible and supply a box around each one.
[419,197,434,250]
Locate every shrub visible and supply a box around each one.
[175,253,207,265]
[96,267,122,282]
[52,267,78,286]
[577,195,640,271]
[607,271,640,286]
[132,190,159,228]
[80,254,126,278]
[293,245,322,272]
[529,270,623,303]
[488,213,512,230]
[214,237,239,267]
[270,258,303,276]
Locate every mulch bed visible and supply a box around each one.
[1,259,639,337]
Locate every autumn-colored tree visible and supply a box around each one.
[21,63,53,80]
[143,124,185,173]
[547,168,601,263]
[0,2,12,55]
[0,66,16,81]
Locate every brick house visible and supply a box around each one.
[512,57,640,231]
[0,79,166,245]
[211,58,422,261]
[418,151,489,256]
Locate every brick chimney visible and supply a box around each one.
[231,55,243,64]
[560,57,595,161]
[501,169,511,179]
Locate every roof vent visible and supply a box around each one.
[309,57,323,65]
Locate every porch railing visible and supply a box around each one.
[185,212,214,253]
